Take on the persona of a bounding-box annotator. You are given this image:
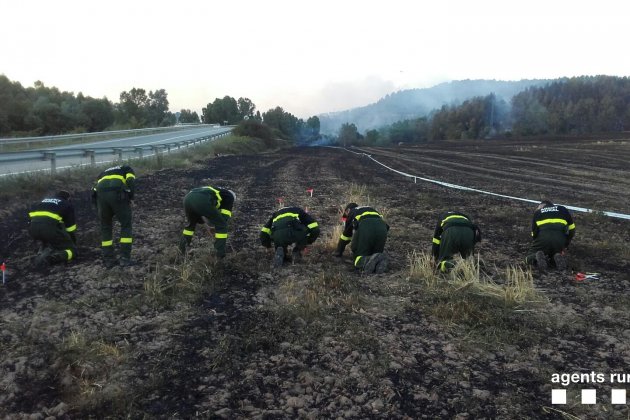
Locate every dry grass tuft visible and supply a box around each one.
[407,251,549,346]
[278,270,361,317]
[144,246,217,306]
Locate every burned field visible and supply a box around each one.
[1,139,629,419]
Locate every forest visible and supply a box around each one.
[339,76,630,146]
[0,75,320,143]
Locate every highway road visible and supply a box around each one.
[0,126,231,176]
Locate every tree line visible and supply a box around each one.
[338,76,630,145]
[0,75,321,143]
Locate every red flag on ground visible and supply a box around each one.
[306,188,314,197]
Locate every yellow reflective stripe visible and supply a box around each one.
[183,229,194,236]
[307,222,318,229]
[65,249,73,260]
[98,174,126,184]
[354,255,363,267]
[340,234,351,241]
[29,211,63,221]
[215,233,228,239]
[440,261,448,272]
[202,186,222,207]
[220,209,232,217]
[120,237,133,244]
[441,215,468,226]
[536,218,568,226]
[355,211,381,221]
[568,223,576,230]
[273,212,300,223]
[66,224,77,232]
[102,240,113,247]
[432,237,441,245]
[125,173,136,180]
[261,227,271,235]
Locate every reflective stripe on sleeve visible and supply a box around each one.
[65,249,74,260]
[354,255,363,267]
[102,240,113,247]
[432,237,441,245]
[307,222,318,229]
[568,223,576,230]
[261,227,271,235]
[340,234,351,242]
[183,229,194,236]
[215,233,228,239]
[66,224,77,232]
[120,237,133,244]
[220,209,232,217]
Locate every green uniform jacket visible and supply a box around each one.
[260,206,319,248]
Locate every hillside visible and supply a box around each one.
[1,140,630,418]
[319,79,549,134]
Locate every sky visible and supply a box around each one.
[1,0,629,118]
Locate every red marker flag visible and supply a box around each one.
[306,188,314,197]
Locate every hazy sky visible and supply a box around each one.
[2,0,628,118]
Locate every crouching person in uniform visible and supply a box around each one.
[526,200,575,271]
[93,165,136,268]
[179,186,236,258]
[334,203,389,274]
[260,206,320,268]
[28,190,77,268]
[432,211,482,273]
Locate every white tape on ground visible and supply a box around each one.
[326,146,630,221]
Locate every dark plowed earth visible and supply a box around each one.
[1,142,629,419]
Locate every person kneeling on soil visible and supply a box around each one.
[28,190,77,268]
[525,200,575,271]
[260,206,320,268]
[432,211,481,273]
[334,203,389,274]
[179,186,236,259]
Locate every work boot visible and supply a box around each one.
[292,248,303,263]
[374,253,389,274]
[553,253,567,271]
[119,257,136,267]
[273,247,285,268]
[535,251,548,271]
[103,258,118,269]
[363,253,382,274]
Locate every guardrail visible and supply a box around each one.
[0,130,232,175]
[0,124,219,146]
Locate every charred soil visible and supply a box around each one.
[1,140,630,419]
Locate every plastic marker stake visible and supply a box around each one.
[1,262,5,285]
[307,188,314,197]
